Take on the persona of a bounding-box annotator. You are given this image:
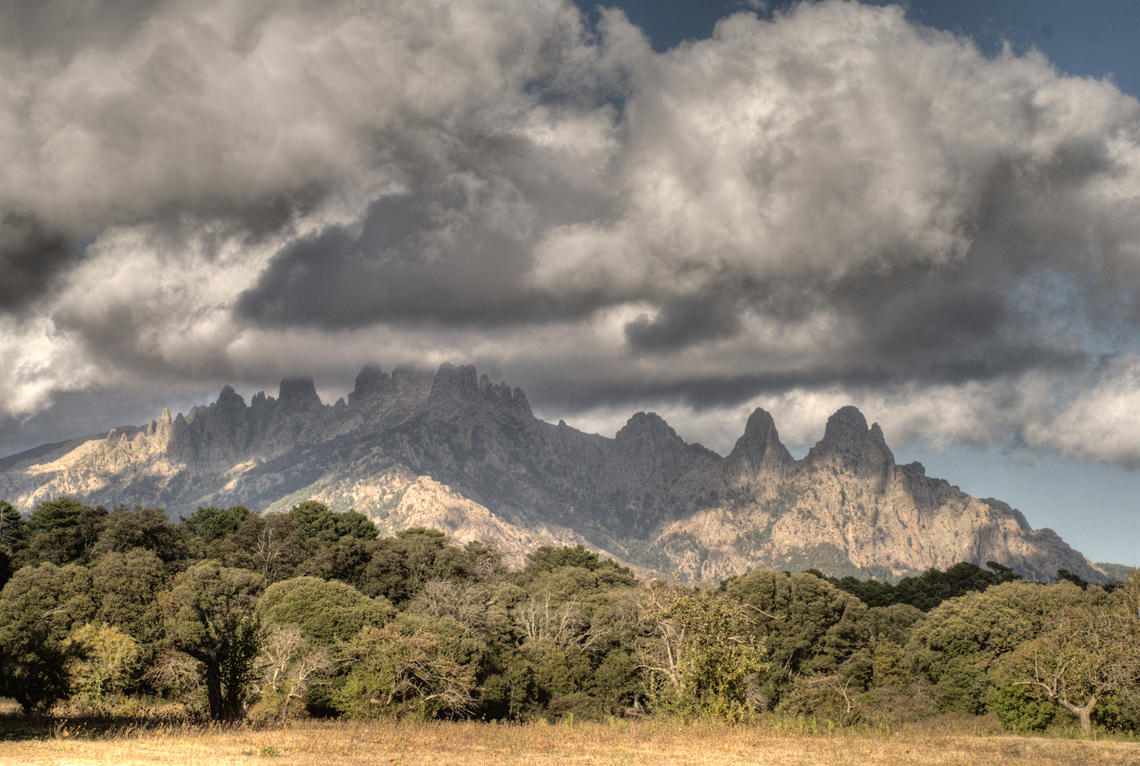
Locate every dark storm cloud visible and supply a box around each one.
[0,213,75,313]
[234,192,585,328]
[237,124,620,328]
[516,339,1087,416]
[227,0,1140,466]
[624,293,744,353]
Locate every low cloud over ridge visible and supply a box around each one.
[2,0,1140,467]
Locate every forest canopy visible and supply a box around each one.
[0,497,1136,735]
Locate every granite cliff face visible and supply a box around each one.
[0,363,1110,584]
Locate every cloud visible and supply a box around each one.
[0,213,75,313]
[2,0,1140,469]
[1023,354,1140,468]
[0,0,163,59]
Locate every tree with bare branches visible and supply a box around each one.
[637,584,767,719]
[335,613,484,719]
[1006,595,1140,735]
[257,624,333,721]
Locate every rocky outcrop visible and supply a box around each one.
[0,363,1110,584]
[805,406,895,487]
[725,408,794,484]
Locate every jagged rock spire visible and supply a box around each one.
[278,377,321,409]
[426,363,531,415]
[349,365,392,405]
[807,406,895,485]
[726,407,793,478]
[215,385,246,411]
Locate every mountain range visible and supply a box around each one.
[0,363,1112,584]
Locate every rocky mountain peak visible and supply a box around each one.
[807,406,895,484]
[215,385,246,411]
[349,364,392,405]
[478,373,532,415]
[278,377,322,410]
[819,405,870,447]
[616,412,682,444]
[347,365,436,426]
[425,363,531,417]
[867,422,891,455]
[726,407,793,478]
[429,363,479,399]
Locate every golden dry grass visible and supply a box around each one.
[2,719,1139,766]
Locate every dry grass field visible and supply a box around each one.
[1,718,1138,766]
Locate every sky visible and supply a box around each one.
[0,0,1137,565]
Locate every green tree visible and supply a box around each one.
[335,613,485,719]
[92,506,187,564]
[525,545,630,576]
[719,570,869,709]
[904,581,1093,715]
[638,585,767,720]
[180,506,265,569]
[65,623,143,706]
[299,535,378,588]
[181,505,251,543]
[0,501,28,586]
[256,624,334,722]
[27,497,107,565]
[256,576,394,646]
[91,548,168,643]
[250,512,309,582]
[287,501,341,545]
[823,562,1018,612]
[497,560,642,720]
[159,561,264,722]
[333,509,379,541]
[0,562,96,714]
[1056,568,1090,589]
[360,528,488,605]
[284,502,375,544]
[894,563,1005,611]
[865,603,924,689]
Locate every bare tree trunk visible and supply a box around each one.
[1059,696,1096,735]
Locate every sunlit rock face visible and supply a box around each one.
[0,363,1109,584]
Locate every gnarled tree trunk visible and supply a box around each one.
[1059,696,1096,735]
